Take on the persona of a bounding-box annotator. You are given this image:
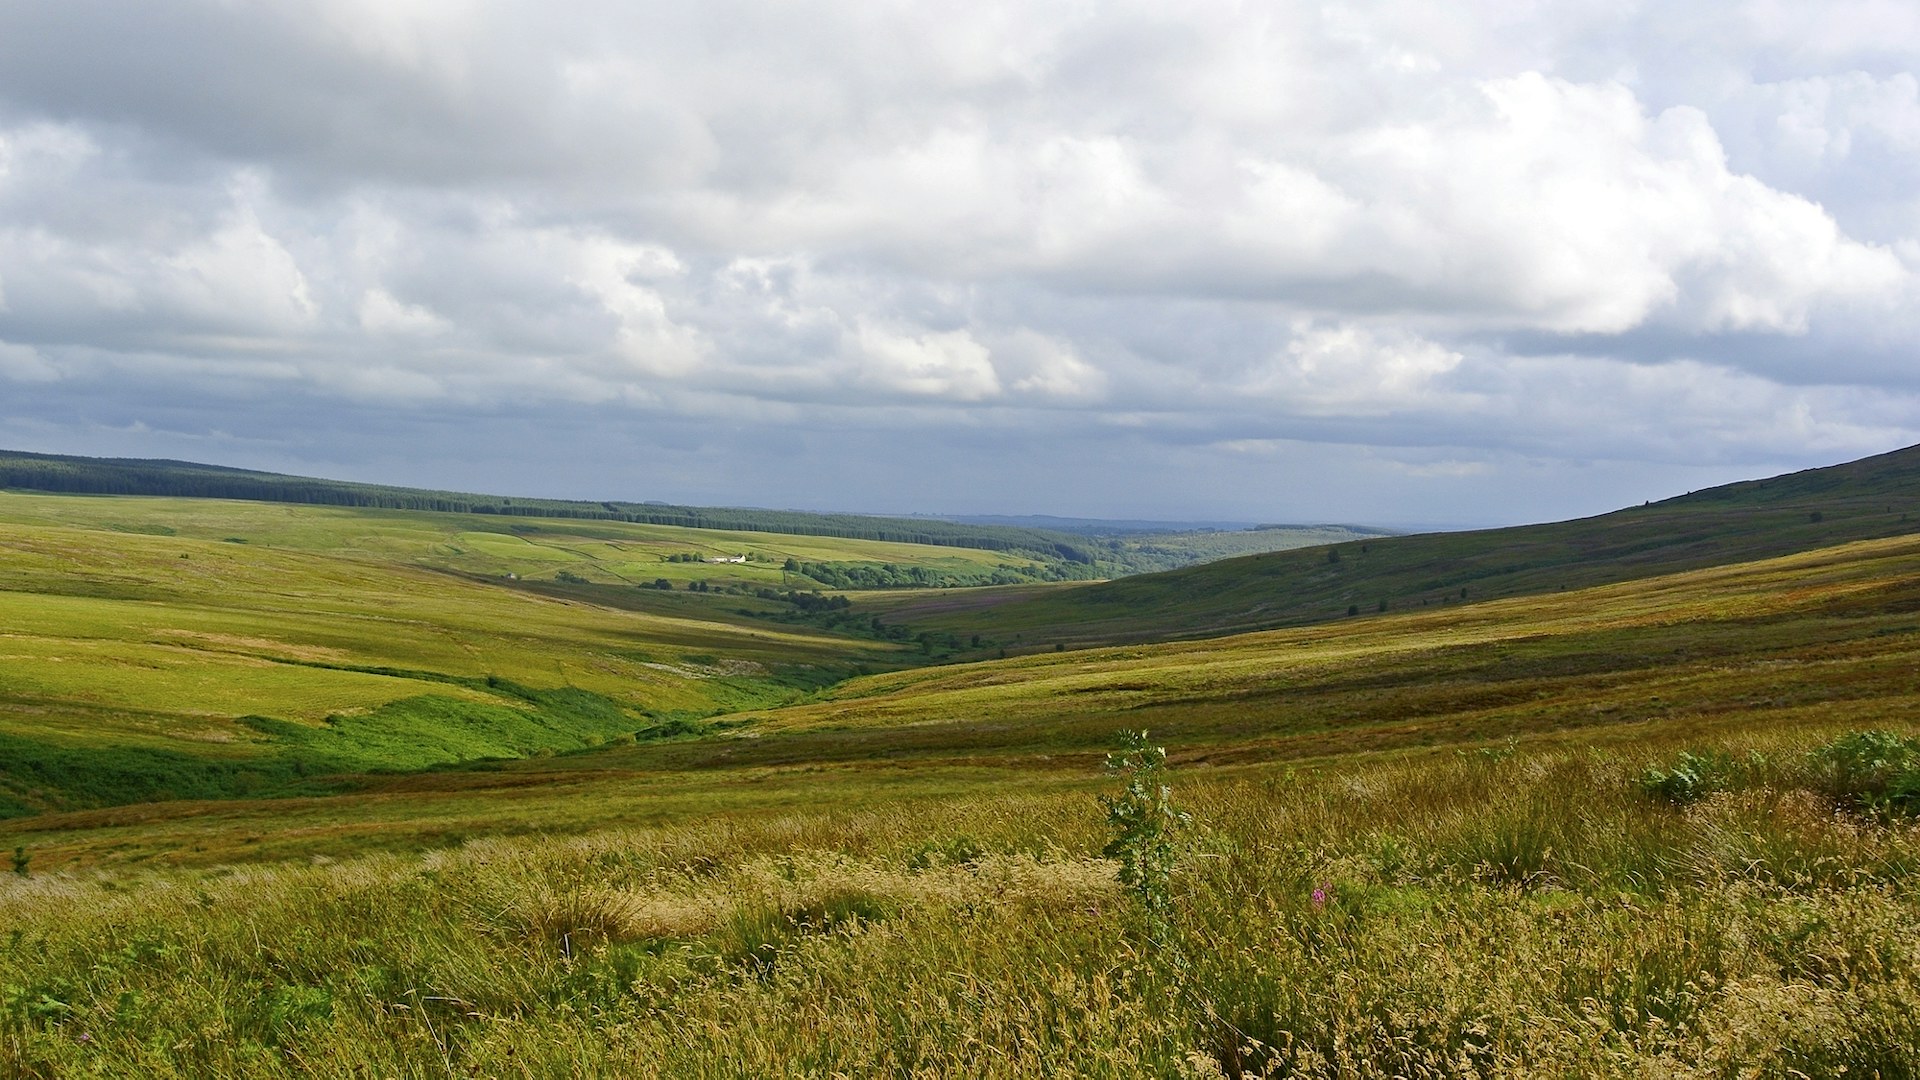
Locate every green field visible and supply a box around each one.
[0,494,994,815]
[3,451,1920,1075]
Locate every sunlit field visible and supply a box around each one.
[3,480,1920,1075]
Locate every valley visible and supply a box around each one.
[1,448,1918,1076]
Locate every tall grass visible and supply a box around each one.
[4,727,1918,1076]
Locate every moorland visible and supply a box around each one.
[2,447,1919,1077]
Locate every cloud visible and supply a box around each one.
[1248,323,1465,414]
[995,329,1107,401]
[0,1,1915,523]
[357,288,449,337]
[564,237,705,378]
[0,340,57,383]
[851,321,1000,402]
[161,188,319,335]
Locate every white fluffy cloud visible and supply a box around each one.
[0,1,1916,522]
[1250,324,1464,414]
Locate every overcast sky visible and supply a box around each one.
[2,2,1917,527]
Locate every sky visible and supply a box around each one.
[1,2,1918,528]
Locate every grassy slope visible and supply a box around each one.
[0,496,978,814]
[8,528,1919,868]
[4,532,1920,1075]
[884,441,1920,647]
[734,531,1920,756]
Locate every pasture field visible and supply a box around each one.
[10,527,1918,867]
[3,467,1920,1075]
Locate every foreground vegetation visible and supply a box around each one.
[4,717,1917,1077]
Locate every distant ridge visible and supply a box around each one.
[0,449,1401,576]
[937,514,1262,535]
[891,443,1920,645]
[0,448,1099,563]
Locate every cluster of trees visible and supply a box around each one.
[643,578,736,593]
[750,588,852,613]
[786,560,1092,590]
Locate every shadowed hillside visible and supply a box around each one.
[877,442,1920,648]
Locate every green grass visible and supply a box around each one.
[0,499,923,813]
[9,525,1920,861]
[737,534,1920,762]
[4,718,1919,1076]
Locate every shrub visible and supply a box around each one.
[1637,749,1740,805]
[1101,730,1188,929]
[1808,730,1920,816]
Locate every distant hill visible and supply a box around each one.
[0,448,1108,561]
[888,443,1920,647]
[0,448,1387,579]
[938,514,1264,535]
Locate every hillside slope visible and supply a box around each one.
[890,442,1920,647]
[9,527,1920,867]
[0,498,918,817]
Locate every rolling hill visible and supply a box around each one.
[880,442,1920,648]
[0,492,989,816]
[4,447,1920,1076]
[0,448,1390,579]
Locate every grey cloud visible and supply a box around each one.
[0,1,1916,525]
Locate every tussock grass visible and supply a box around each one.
[5,725,1920,1076]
